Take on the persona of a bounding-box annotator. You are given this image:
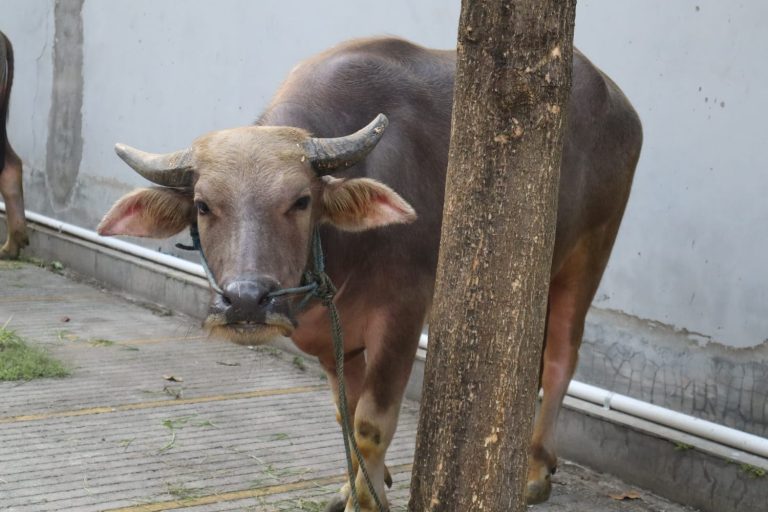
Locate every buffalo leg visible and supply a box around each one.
[326,306,423,512]
[526,222,620,504]
[0,143,27,260]
[321,351,367,512]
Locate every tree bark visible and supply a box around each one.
[408,1,576,511]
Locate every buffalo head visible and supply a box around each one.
[98,115,416,343]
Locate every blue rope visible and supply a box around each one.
[175,224,224,295]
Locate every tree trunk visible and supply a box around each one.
[408,1,576,511]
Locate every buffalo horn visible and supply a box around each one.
[114,143,194,188]
[304,114,388,174]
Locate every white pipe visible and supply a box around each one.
[419,336,768,457]
[5,204,767,458]
[0,202,205,279]
[567,380,768,459]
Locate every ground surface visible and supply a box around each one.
[0,261,698,511]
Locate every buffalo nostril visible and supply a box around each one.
[221,278,280,316]
[220,294,231,307]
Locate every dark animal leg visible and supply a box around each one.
[526,221,620,504]
[325,302,423,512]
[321,351,366,511]
[0,143,27,260]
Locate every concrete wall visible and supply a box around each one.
[2,1,766,433]
[577,0,768,350]
[2,0,462,252]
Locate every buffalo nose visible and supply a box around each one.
[221,278,279,316]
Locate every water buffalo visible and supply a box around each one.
[0,30,27,260]
[99,37,641,510]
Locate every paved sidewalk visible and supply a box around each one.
[0,261,696,511]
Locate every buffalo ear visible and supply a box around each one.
[320,177,417,231]
[97,187,195,238]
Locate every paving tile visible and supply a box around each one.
[0,262,695,511]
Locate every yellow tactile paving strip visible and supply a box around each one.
[119,334,208,346]
[0,293,104,303]
[105,464,413,512]
[59,334,209,348]
[0,385,328,424]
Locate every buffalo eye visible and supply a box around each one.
[291,195,311,212]
[195,200,210,215]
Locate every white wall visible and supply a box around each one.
[575,0,768,348]
[2,0,766,351]
[3,0,461,256]
[77,0,461,184]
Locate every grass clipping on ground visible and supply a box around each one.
[0,326,69,381]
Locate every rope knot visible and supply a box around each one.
[305,270,337,303]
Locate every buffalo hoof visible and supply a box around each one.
[525,469,553,505]
[324,496,346,512]
[0,232,28,260]
[0,245,19,260]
